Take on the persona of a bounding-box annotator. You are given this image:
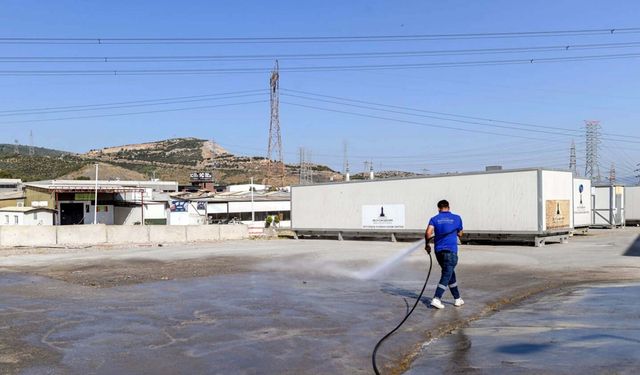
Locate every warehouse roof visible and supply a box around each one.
[24,180,179,192]
[0,191,26,200]
[0,206,56,213]
[172,190,290,202]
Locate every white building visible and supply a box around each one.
[24,180,178,225]
[170,190,291,227]
[0,207,55,226]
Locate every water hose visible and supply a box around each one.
[372,239,433,374]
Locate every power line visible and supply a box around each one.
[1,52,640,76]
[0,92,267,117]
[281,92,640,143]
[0,89,265,115]
[0,100,268,125]
[3,41,640,62]
[281,88,640,141]
[282,92,583,139]
[281,100,575,144]
[1,27,638,44]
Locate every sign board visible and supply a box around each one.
[196,202,207,211]
[170,201,188,212]
[546,200,570,229]
[362,204,405,229]
[75,193,94,201]
[190,172,213,182]
[574,183,589,214]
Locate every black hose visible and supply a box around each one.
[372,245,433,374]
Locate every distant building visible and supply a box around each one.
[171,187,291,227]
[23,180,178,225]
[0,179,22,192]
[0,206,55,226]
[0,191,26,209]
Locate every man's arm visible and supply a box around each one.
[425,225,434,253]
[426,225,434,241]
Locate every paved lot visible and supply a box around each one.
[1,228,639,374]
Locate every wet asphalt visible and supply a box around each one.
[407,283,640,374]
[1,229,640,374]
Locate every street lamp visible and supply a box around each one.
[250,176,255,222]
[93,163,99,225]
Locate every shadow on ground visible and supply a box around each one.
[623,235,640,256]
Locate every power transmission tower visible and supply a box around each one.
[569,140,577,175]
[636,163,640,185]
[13,140,19,155]
[298,147,313,184]
[584,120,601,183]
[29,130,34,156]
[609,163,616,184]
[266,60,284,187]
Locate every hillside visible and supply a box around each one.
[60,162,148,181]
[0,144,71,158]
[0,137,342,185]
[0,154,87,181]
[85,138,227,167]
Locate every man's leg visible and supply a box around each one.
[448,270,461,299]
[434,252,454,300]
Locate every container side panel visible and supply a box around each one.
[541,170,574,231]
[573,178,592,227]
[291,170,539,232]
[625,186,640,222]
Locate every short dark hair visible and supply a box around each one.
[437,200,450,209]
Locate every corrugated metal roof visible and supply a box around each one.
[0,206,56,213]
[0,191,26,200]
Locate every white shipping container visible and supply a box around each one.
[625,186,640,224]
[292,168,573,242]
[592,185,625,227]
[573,178,592,228]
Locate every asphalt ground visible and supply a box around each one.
[1,228,639,374]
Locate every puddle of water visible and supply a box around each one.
[406,283,640,374]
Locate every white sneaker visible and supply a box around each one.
[430,298,445,309]
[454,298,465,307]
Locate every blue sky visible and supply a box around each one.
[0,1,639,178]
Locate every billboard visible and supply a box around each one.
[362,204,405,229]
[190,172,213,182]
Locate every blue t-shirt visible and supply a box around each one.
[428,211,463,253]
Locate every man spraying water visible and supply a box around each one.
[425,199,464,309]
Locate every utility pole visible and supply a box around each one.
[93,163,99,225]
[250,176,255,222]
[635,163,640,185]
[29,130,34,156]
[266,60,284,188]
[584,120,601,183]
[343,141,350,182]
[569,140,577,175]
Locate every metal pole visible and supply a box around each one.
[141,189,145,226]
[93,163,99,225]
[251,177,255,222]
